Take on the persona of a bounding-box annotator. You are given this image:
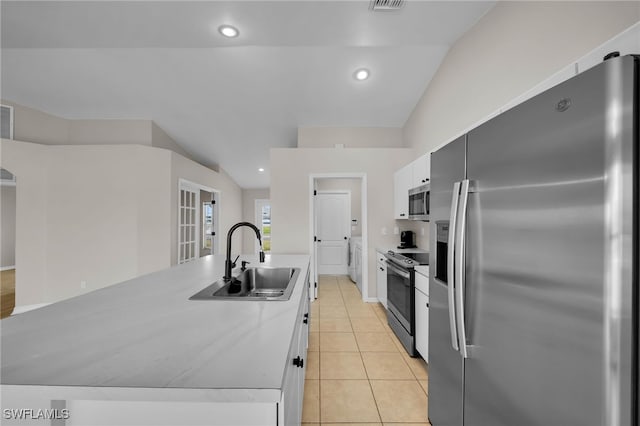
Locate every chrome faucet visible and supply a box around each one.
[224,222,266,282]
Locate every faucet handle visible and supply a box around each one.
[232,255,240,268]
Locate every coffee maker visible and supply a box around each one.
[398,230,416,249]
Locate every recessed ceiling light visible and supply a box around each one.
[218,25,239,38]
[258,168,265,172]
[354,68,370,81]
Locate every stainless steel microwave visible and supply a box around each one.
[408,183,429,221]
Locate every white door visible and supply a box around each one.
[315,192,350,275]
[178,185,200,264]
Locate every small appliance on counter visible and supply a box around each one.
[398,230,416,249]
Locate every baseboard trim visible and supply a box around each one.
[0,265,15,271]
[12,303,51,315]
[364,297,379,303]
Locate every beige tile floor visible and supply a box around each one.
[303,275,431,426]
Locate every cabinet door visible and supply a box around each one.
[281,323,301,425]
[376,260,387,308]
[412,154,430,187]
[394,166,412,219]
[415,288,429,362]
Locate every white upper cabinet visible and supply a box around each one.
[394,166,412,219]
[394,153,431,220]
[412,153,430,187]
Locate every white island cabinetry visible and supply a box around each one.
[1,255,311,426]
[281,276,310,424]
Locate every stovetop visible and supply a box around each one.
[385,251,429,269]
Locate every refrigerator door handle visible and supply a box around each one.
[455,179,470,358]
[447,181,461,351]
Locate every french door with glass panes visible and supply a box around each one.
[179,186,199,263]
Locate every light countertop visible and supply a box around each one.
[414,265,430,277]
[376,246,429,255]
[1,254,310,401]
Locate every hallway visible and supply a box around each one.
[302,274,429,425]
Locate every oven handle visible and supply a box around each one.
[448,181,461,352]
[386,261,410,280]
[455,179,470,358]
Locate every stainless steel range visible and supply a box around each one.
[385,250,429,357]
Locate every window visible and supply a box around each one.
[1,105,14,140]
[255,199,271,253]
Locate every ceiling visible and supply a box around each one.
[1,1,495,188]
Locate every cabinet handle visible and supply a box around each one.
[293,356,302,367]
[400,214,405,217]
[426,302,429,308]
[303,313,309,324]
[379,267,384,271]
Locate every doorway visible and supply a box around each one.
[309,173,368,302]
[1,168,16,318]
[255,199,272,253]
[178,179,218,264]
[315,191,350,275]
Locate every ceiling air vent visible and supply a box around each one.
[370,0,405,11]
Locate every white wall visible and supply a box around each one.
[68,119,150,145]
[1,100,69,144]
[1,140,173,305]
[242,188,270,254]
[0,140,48,305]
[151,122,193,160]
[1,184,16,267]
[403,1,640,154]
[170,153,243,265]
[0,138,242,307]
[270,147,416,299]
[298,127,404,148]
[1,100,199,162]
[316,179,362,237]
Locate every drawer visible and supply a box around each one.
[415,270,428,296]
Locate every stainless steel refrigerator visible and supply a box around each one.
[429,54,638,426]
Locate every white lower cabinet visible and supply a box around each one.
[376,250,387,308]
[280,276,309,425]
[414,270,429,362]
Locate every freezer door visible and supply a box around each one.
[463,56,637,426]
[429,135,466,426]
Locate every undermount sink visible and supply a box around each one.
[189,267,300,301]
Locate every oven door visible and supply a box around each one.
[386,260,413,332]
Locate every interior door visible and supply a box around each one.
[316,192,350,275]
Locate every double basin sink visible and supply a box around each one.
[189,266,300,301]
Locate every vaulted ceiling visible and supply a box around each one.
[1,1,495,188]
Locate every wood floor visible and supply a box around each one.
[1,269,16,319]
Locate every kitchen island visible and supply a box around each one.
[1,254,311,426]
